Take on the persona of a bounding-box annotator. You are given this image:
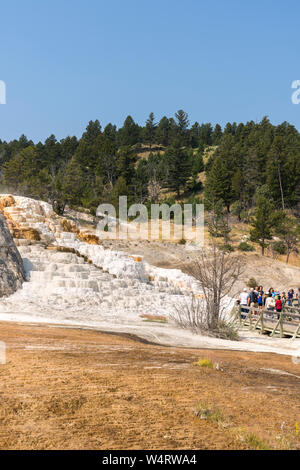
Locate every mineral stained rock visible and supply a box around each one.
[0,213,25,297]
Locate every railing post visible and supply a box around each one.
[279,312,284,338]
[260,310,264,334]
[293,322,300,339]
[249,307,253,329]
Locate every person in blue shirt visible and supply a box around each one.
[287,289,294,306]
[258,291,264,310]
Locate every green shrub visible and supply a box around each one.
[193,402,224,423]
[243,433,271,450]
[238,241,255,252]
[220,243,234,252]
[193,358,215,368]
[272,240,287,255]
[216,320,239,340]
[247,277,257,289]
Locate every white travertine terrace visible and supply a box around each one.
[1,195,299,356]
[0,195,206,328]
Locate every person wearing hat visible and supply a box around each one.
[274,290,280,302]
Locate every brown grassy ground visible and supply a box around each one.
[0,321,299,450]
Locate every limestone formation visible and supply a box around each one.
[0,213,25,297]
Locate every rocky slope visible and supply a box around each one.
[0,212,25,297]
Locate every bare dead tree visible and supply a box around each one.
[148,178,162,203]
[171,243,243,337]
[206,199,231,243]
[171,295,207,331]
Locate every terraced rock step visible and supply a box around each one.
[0,194,209,333]
[0,244,185,328]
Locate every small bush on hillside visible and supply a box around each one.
[272,240,287,255]
[231,201,250,222]
[247,277,257,289]
[220,243,234,252]
[171,297,240,340]
[238,241,255,252]
[215,320,239,340]
[178,238,186,245]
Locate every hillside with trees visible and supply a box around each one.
[1,112,300,261]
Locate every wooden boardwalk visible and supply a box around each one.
[234,304,300,338]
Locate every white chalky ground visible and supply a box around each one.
[0,195,300,357]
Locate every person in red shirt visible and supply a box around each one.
[275,295,282,320]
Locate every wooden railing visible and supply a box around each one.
[234,304,300,339]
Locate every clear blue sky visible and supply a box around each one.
[1,0,300,142]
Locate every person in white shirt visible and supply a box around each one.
[239,288,249,319]
[265,294,275,318]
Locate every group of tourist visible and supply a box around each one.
[238,286,300,319]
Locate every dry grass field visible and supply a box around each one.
[0,321,299,450]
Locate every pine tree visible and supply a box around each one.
[110,176,129,211]
[95,139,118,187]
[192,150,204,174]
[73,140,97,171]
[117,146,137,188]
[212,124,223,144]
[165,140,192,198]
[144,112,157,149]
[275,214,300,263]
[103,123,117,143]
[175,110,189,144]
[82,120,102,145]
[205,155,234,212]
[60,136,78,162]
[250,195,280,255]
[134,159,149,203]
[189,122,200,148]
[42,135,62,169]
[199,123,213,146]
[61,157,87,209]
[266,136,286,210]
[2,146,39,192]
[207,199,231,242]
[118,116,140,146]
[267,134,300,209]
[156,116,175,146]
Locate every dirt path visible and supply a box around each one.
[0,321,299,450]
